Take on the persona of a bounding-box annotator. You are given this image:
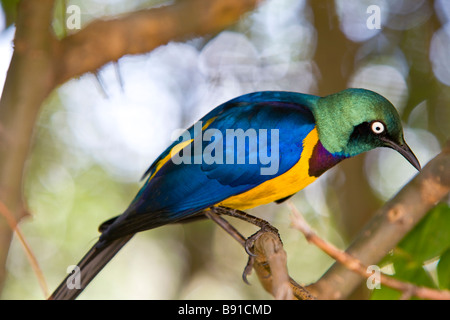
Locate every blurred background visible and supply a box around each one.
[0,0,449,299]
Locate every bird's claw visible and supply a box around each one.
[244,223,280,255]
[242,223,281,284]
[242,255,254,285]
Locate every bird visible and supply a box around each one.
[49,88,421,299]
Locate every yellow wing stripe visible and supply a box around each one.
[148,117,218,181]
[148,139,192,180]
[201,117,217,131]
[219,127,319,210]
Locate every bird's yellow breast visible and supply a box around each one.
[219,127,319,210]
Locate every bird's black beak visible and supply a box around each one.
[380,137,421,171]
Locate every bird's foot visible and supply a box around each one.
[244,223,280,256]
[207,206,282,284]
[242,223,280,284]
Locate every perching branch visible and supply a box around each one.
[250,231,315,300]
[205,209,314,300]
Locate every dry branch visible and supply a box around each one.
[55,0,260,85]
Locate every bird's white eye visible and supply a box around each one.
[371,121,385,134]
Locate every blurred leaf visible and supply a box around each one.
[371,264,435,300]
[371,250,437,300]
[371,203,450,299]
[1,0,19,28]
[398,203,450,262]
[437,249,450,290]
[392,257,436,288]
[371,284,402,300]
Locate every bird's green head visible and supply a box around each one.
[311,88,421,170]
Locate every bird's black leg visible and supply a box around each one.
[210,206,281,255]
[207,206,281,284]
[204,210,246,247]
[211,206,274,229]
[204,209,257,284]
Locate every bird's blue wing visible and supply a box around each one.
[140,91,318,182]
[136,93,316,211]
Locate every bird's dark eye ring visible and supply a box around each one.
[371,121,385,134]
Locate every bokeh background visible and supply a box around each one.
[0,0,449,299]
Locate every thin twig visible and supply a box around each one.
[287,201,450,300]
[0,201,48,298]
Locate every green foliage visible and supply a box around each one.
[437,249,450,290]
[371,203,450,299]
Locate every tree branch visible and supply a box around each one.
[0,0,57,295]
[205,210,314,300]
[250,231,315,300]
[55,0,261,85]
[288,201,450,300]
[306,144,450,299]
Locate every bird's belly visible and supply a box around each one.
[219,128,319,210]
